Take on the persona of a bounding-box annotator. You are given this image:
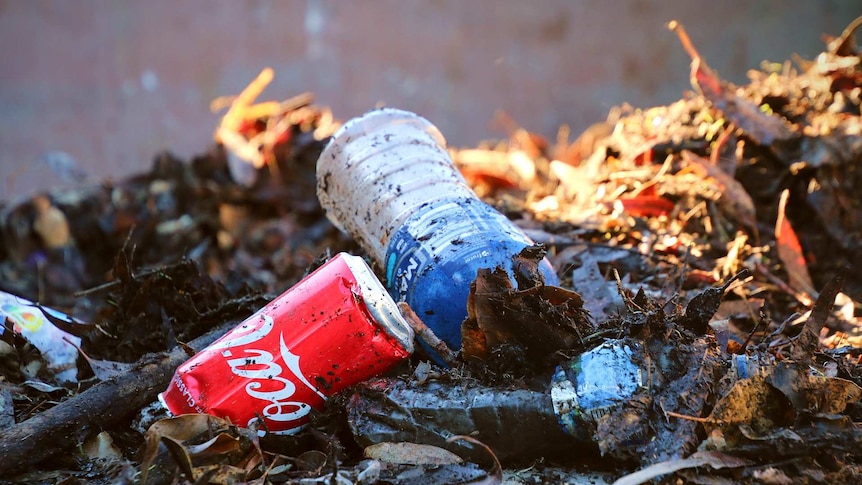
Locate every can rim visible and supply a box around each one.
[341,253,415,353]
[156,392,172,414]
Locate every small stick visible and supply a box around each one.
[397,302,459,367]
[664,410,719,425]
[710,123,735,165]
[754,262,814,307]
[667,20,700,61]
[448,435,503,485]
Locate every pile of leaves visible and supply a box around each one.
[1,17,861,485]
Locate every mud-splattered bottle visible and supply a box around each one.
[347,341,646,461]
[316,108,559,353]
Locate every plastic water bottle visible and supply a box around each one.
[316,108,559,352]
[347,340,646,461]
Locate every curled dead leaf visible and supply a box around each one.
[139,414,256,484]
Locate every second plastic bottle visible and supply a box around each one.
[316,108,559,352]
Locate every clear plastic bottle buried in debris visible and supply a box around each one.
[347,340,646,462]
[316,108,560,354]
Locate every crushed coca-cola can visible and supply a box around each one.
[158,252,415,435]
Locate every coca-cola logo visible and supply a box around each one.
[210,311,326,430]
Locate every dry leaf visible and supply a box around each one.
[767,360,862,415]
[81,431,123,462]
[775,189,816,297]
[669,20,794,146]
[364,442,463,465]
[706,375,792,436]
[139,414,254,484]
[613,450,751,485]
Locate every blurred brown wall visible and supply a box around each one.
[1,0,860,201]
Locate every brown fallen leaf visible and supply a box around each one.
[31,195,71,250]
[680,150,758,237]
[364,442,463,465]
[453,148,536,191]
[668,20,794,146]
[554,121,614,167]
[706,374,794,437]
[677,269,749,335]
[80,431,124,462]
[212,67,322,174]
[775,189,817,298]
[792,268,847,359]
[492,109,548,160]
[139,414,256,484]
[65,338,135,381]
[463,266,587,370]
[767,360,862,415]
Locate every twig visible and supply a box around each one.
[737,304,768,353]
[710,124,735,165]
[753,262,814,307]
[667,20,701,62]
[664,410,719,425]
[447,435,503,485]
[397,302,459,367]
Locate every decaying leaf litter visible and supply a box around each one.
[1,18,862,484]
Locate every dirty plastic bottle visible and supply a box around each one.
[347,341,645,461]
[316,108,559,352]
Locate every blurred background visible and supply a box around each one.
[1,0,860,201]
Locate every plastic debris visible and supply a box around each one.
[0,290,85,383]
[348,340,646,462]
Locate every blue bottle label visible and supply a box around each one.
[383,197,558,352]
[550,342,646,439]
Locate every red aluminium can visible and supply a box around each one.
[159,252,415,435]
